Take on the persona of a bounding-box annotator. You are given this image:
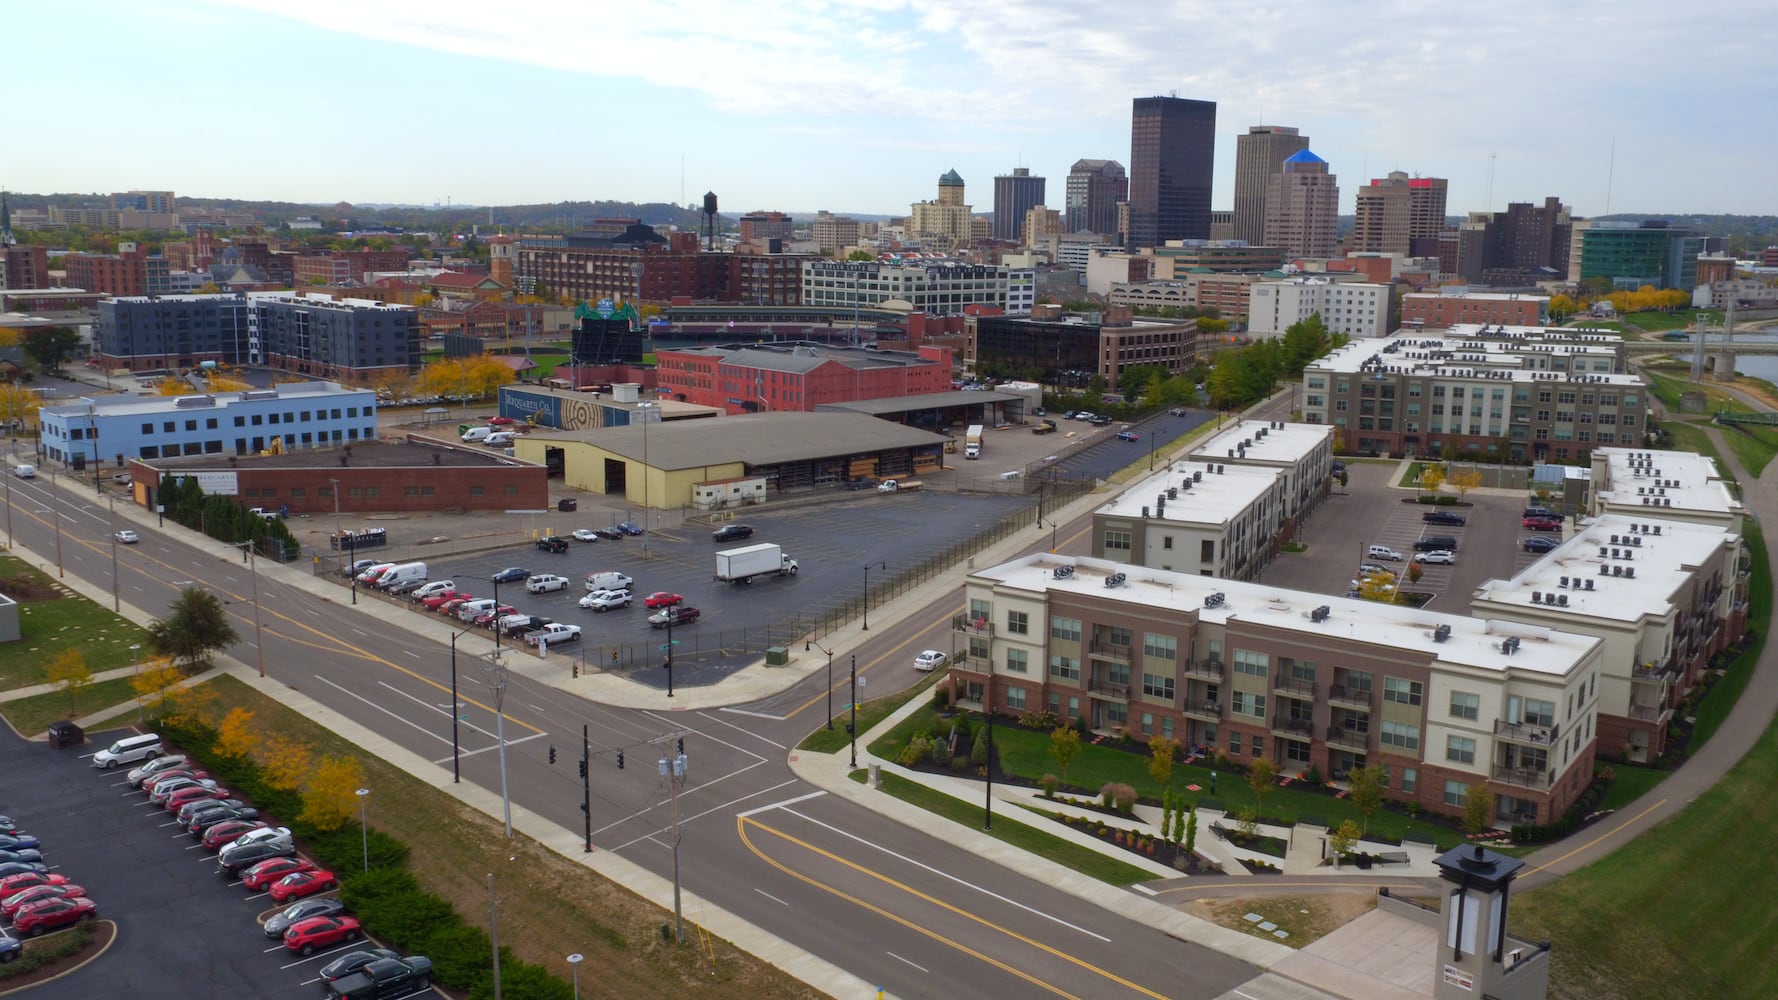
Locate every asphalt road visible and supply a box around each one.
[1,448,1267,998]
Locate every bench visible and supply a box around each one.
[1210,821,1230,841]
[1377,851,1412,865]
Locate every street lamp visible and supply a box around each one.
[861,561,885,630]
[35,506,62,578]
[476,652,514,837]
[447,624,476,783]
[567,954,584,1000]
[849,654,859,768]
[807,638,834,730]
[355,788,370,872]
[983,702,995,830]
[87,402,101,497]
[107,494,119,612]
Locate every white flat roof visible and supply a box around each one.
[1098,463,1279,526]
[975,553,1597,677]
[44,381,368,418]
[1594,448,1742,517]
[1191,419,1330,466]
[1310,326,1634,382]
[1405,292,1550,302]
[1472,514,1736,623]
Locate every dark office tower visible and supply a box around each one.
[1128,96,1217,250]
[1233,126,1309,246]
[1064,159,1127,236]
[992,168,1046,242]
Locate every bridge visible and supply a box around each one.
[1716,409,1778,427]
[1625,339,1778,355]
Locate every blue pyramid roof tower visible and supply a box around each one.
[1282,149,1326,167]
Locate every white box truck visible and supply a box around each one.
[714,542,799,585]
[964,424,984,459]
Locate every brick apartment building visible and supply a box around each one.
[65,249,149,296]
[654,342,954,414]
[1401,292,1549,329]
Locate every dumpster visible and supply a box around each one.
[558,498,578,512]
[47,720,84,749]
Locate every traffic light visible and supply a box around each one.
[572,663,579,678]
[676,738,685,756]
[577,759,586,778]
[549,745,557,765]
[616,750,625,770]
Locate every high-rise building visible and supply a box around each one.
[992,168,1046,242]
[810,211,862,256]
[1064,159,1126,236]
[1577,221,1702,291]
[738,211,794,243]
[1023,206,1063,249]
[1128,96,1216,250]
[908,170,974,250]
[1232,126,1308,246]
[1262,149,1340,258]
[1352,171,1449,255]
[1456,197,1572,285]
[111,190,175,214]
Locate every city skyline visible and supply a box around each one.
[8,1,1776,219]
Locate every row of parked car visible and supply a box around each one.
[0,814,98,959]
[119,747,433,998]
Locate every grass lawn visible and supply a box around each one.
[1397,460,1428,488]
[175,675,822,1000]
[1596,764,1670,813]
[0,556,150,691]
[1660,422,1722,470]
[1621,310,1718,334]
[1716,422,1778,479]
[1511,709,1778,999]
[0,676,140,737]
[856,770,1157,886]
[799,668,943,754]
[1692,522,1768,749]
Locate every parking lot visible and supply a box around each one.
[0,727,409,999]
[1259,460,1558,611]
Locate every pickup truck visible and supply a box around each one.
[523,623,582,647]
[878,479,922,493]
[326,955,433,999]
[649,606,701,628]
[1031,419,1057,434]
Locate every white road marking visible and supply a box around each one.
[315,675,451,747]
[718,707,786,721]
[440,731,548,762]
[737,790,826,818]
[886,952,929,973]
[700,710,788,749]
[600,775,795,846]
[754,889,790,907]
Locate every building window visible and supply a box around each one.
[1231,691,1265,719]
[1289,660,1316,683]
[1229,731,1242,756]
[1049,656,1079,681]
[1007,610,1028,635]
[1446,735,1476,765]
[469,485,485,496]
[1005,687,1026,711]
[1232,650,1268,678]
[1444,780,1468,807]
[1384,677,1422,706]
[140,423,152,434]
[1108,626,1132,647]
[1525,699,1556,727]
[1104,529,1131,553]
[969,598,992,624]
[1143,633,1176,660]
[1050,616,1080,642]
[1450,691,1480,720]
[1401,768,1417,794]
[1006,649,1028,674]
[1380,721,1420,750]
[1141,672,1175,700]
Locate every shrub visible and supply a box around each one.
[932,686,951,710]
[1100,783,1117,810]
[970,724,990,767]
[929,736,951,767]
[1104,783,1137,816]
[950,755,970,773]
[1040,773,1059,798]
[899,732,933,767]
[1304,764,1322,785]
[1234,806,1259,839]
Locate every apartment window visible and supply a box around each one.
[1050,616,1080,642]
[1380,721,1420,750]
[1232,650,1268,678]
[1384,677,1422,706]
[1049,655,1079,681]
[969,598,992,624]
[1444,780,1468,807]
[1108,626,1132,648]
[1229,732,1242,756]
[1401,768,1417,794]
[1006,610,1028,636]
[140,423,152,434]
[1143,634,1176,660]
[1251,736,1264,757]
[468,485,484,496]
[1446,735,1477,765]
[206,418,218,429]
[1141,672,1175,700]
[1522,698,1556,727]
[1289,660,1316,683]
[1005,687,1026,711]
[1231,691,1265,719]
[1104,529,1131,553]
[1450,691,1480,720]
[1200,539,1215,561]
[1005,649,1028,674]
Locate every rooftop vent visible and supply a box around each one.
[1052,565,1074,580]
[1434,623,1452,642]
[1217,465,1225,475]
[1104,572,1127,589]
[1502,636,1521,656]
[1559,576,1569,588]
[1531,591,1543,604]
[1204,592,1226,609]
[1557,593,1569,607]
[1585,578,1595,590]
[1625,567,1635,578]
[1310,605,1331,623]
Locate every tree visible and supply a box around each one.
[1147,736,1176,789]
[1049,726,1082,789]
[1358,573,1400,604]
[1329,819,1362,862]
[1462,785,1495,836]
[1418,462,1446,495]
[146,586,240,674]
[1246,757,1279,817]
[157,379,195,396]
[1184,804,1197,855]
[0,383,41,435]
[845,250,875,261]
[195,282,223,295]
[22,326,81,372]
[215,707,261,760]
[970,722,989,767]
[1447,466,1482,500]
[131,659,183,719]
[46,649,92,718]
[257,734,315,793]
[1347,765,1385,834]
[299,754,368,832]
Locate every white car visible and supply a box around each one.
[571,529,600,542]
[1414,550,1456,565]
[913,650,949,672]
[579,589,632,611]
[526,574,570,594]
[115,529,139,544]
[410,580,455,600]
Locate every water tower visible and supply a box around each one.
[702,192,719,251]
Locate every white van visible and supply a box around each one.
[484,431,516,447]
[376,562,428,591]
[355,562,398,584]
[12,464,35,479]
[1366,544,1404,562]
[92,732,164,770]
[411,580,455,600]
[461,427,492,444]
[455,598,499,622]
[584,570,635,592]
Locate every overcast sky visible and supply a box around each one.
[10,1,1775,219]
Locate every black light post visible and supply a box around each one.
[349,535,358,606]
[492,576,503,650]
[663,616,675,698]
[808,639,834,730]
[449,625,474,783]
[580,724,592,854]
[848,654,859,768]
[88,404,101,497]
[861,561,885,630]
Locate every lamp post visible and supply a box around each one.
[477,652,513,837]
[567,953,584,1000]
[861,561,885,630]
[491,576,503,650]
[849,654,859,768]
[107,494,119,612]
[983,703,995,830]
[660,743,689,943]
[807,638,834,730]
[88,403,101,497]
[448,624,475,783]
[130,644,141,722]
[488,871,503,1000]
[36,506,62,578]
[355,788,370,872]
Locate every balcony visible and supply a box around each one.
[1493,718,1558,746]
[1089,640,1132,661]
[1325,725,1369,751]
[1328,684,1372,710]
[1630,661,1673,686]
[1183,658,1223,681]
[1627,702,1671,723]
[1273,676,1315,700]
[952,614,993,636]
[1183,700,1222,723]
[1271,716,1314,738]
[1087,678,1130,701]
[1491,764,1554,790]
[950,653,990,675]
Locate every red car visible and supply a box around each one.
[1523,516,1562,531]
[437,597,472,616]
[643,592,683,609]
[242,856,315,892]
[164,784,230,813]
[13,896,97,936]
[1,884,86,919]
[0,871,68,896]
[283,915,363,955]
[268,869,337,903]
[202,820,268,852]
[473,605,518,628]
[421,590,464,610]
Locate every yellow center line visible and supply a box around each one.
[1519,797,1667,879]
[738,814,1166,999]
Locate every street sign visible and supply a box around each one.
[659,640,680,650]
[596,298,614,319]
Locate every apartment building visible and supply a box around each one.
[1145,241,1286,280]
[1247,275,1392,339]
[1351,172,1449,256]
[1401,292,1548,330]
[802,259,1031,317]
[1092,462,1287,580]
[811,212,863,256]
[954,553,1604,826]
[1588,447,1747,532]
[970,304,1195,391]
[1189,419,1335,522]
[1300,326,1644,461]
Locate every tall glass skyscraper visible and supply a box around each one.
[1128,96,1217,250]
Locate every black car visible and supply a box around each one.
[1414,535,1459,552]
[845,478,879,491]
[535,536,569,553]
[593,526,624,540]
[712,524,754,543]
[616,521,645,536]
[189,805,259,834]
[264,897,349,939]
[1523,536,1560,553]
[319,948,401,982]
[1422,510,1467,526]
[217,840,295,877]
[1523,506,1558,520]
[491,567,530,583]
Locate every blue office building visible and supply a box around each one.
[40,381,378,471]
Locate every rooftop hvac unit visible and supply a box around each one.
[1559,576,1569,588]
[1558,594,1569,607]
[1531,591,1543,604]
[1633,536,1642,546]
[1664,498,1672,506]
[1228,449,1236,457]
[1653,525,1662,534]
[1585,578,1595,590]
[1613,565,1624,577]
[1600,564,1610,575]
[1625,567,1635,578]
[1168,488,1178,500]
[1310,605,1331,623]
[1502,636,1521,656]
[1194,471,1203,482]
[1204,592,1225,609]
[1217,465,1225,474]
[1142,506,1150,518]
[1052,565,1074,580]
[1104,572,1127,588]
[1642,497,1651,505]
[1433,624,1452,642]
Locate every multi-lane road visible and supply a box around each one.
[0,441,1319,999]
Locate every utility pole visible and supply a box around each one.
[236,540,265,678]
[849,654,859,768]
[663,615,675,698]
[983,703,995,830]
[808,638,834,730]
[580,724,592,853]
[108,494,119,611]
[660,743,689,943]
[477,652,513,837]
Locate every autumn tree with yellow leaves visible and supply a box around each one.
[299,755,368,832]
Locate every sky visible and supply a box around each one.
[7,1,1776,220]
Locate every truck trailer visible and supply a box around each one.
[964,424,984,459]
[714,542,800,585]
